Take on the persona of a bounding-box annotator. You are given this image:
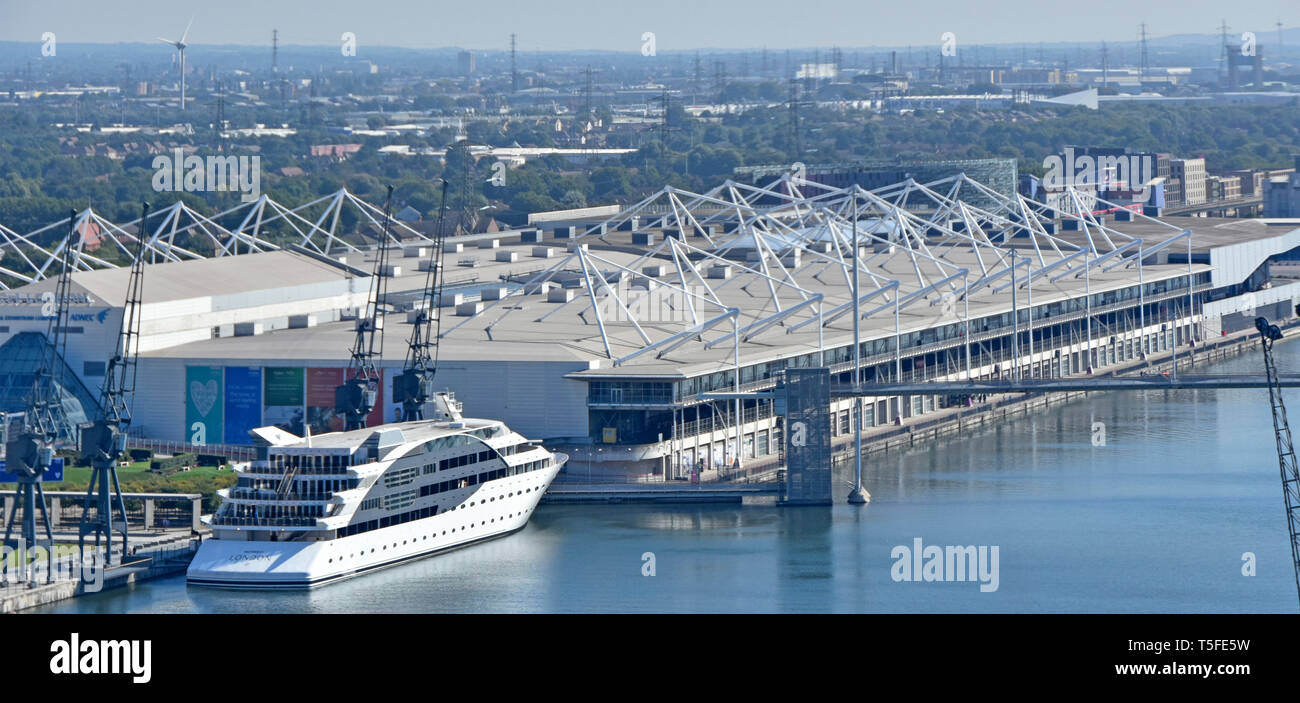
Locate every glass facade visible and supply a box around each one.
[0,331,99,441]
[588,381,674,405]
[582,273,1209,448]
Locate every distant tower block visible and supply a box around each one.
[458,50,476,76]
[1226,45,1264,89]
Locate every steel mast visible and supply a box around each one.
[848,188,869,504]
[1256,316,1300,608]
[78,202,149,565]
[336,186,394,430]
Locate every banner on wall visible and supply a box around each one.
[185,366,224,446]
[305,368,382,433]
[263,367,306,436]
[223,366,263,445]
[0,457,64,482]
[306,368,344,434]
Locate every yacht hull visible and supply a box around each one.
[188,462,560,589]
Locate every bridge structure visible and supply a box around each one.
[704,373,1300,403]
[1159,196,1264,217]
[703,363,1300,505]
[831,373,1300,395]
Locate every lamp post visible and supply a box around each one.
[848,190,870,504]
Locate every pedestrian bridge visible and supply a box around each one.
[832,373,1300,396]
[701,374,1300,401]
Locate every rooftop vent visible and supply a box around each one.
[456,301,484,316]
[547,287,576,303]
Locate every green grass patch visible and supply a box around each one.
[2,461,237,511]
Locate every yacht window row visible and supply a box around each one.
[265,453,356,474]
[418,460,549,499]
[216,502,325,526]
[384,465,420,487]
[238,477,358,492]
[338,505,440,538]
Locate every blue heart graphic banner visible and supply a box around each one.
[185,366,224,446]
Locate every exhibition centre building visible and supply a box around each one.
[3,175,1298,475]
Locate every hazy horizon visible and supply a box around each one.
[0,0,1293,53]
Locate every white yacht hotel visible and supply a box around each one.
[186,394,566,588]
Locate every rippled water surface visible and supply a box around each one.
[39,341,1300,613]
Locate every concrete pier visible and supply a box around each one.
[0,531,202,613]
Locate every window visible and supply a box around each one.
[383,489,418,511]
[589,381,674,404]
[384,466,420,488]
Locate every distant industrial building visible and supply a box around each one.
[1265,157,1300,218]
[1171,158,1208,206]
[1023,146,1169,213]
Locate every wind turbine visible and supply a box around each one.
[158,17,194,111]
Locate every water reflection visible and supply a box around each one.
[34,341,1300,613]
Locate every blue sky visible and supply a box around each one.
[0,0,1293,51]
